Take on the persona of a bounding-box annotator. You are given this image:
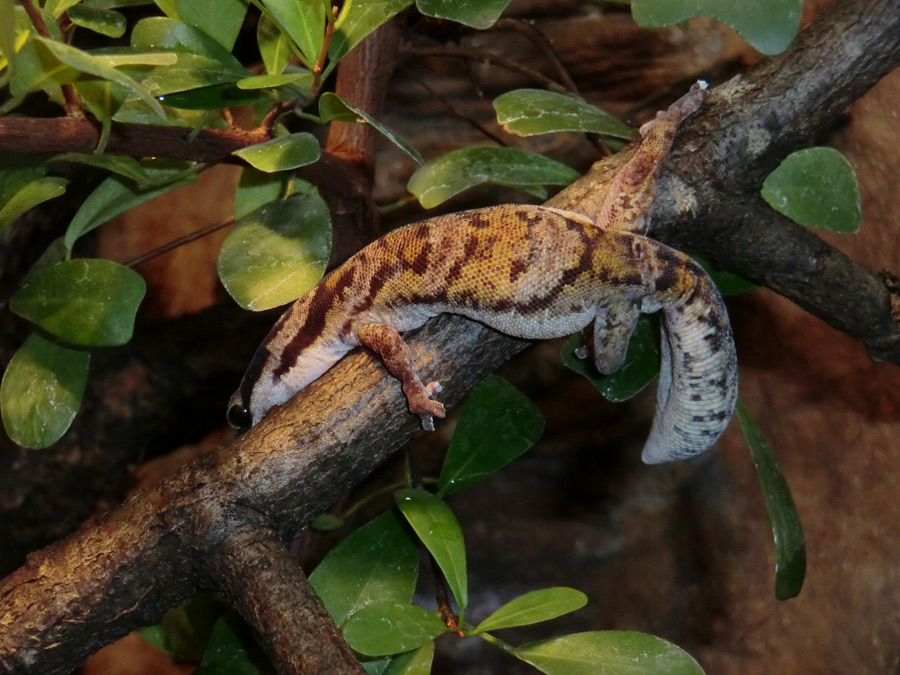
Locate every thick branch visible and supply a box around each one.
[206,522,363,674]
[0,316,526,674]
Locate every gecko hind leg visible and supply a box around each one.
[357,323,446,430]
[578,300,641,374]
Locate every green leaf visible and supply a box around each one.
[416,0,510,29]
[328,0,413,73]
[34,38,165,117]
[630,0,800,55]
[217,190,331,311]
[10,259,146,347]
[343,602,448,657]
[1,333,90,449]
[64,162,197,253]
[234,167,288,220]
[67,5,127,38]
[514,631,705,675]
[260,0,327,68]
[157,83,261,110]
[494,89,635,140]
[438,375,544,494]
[561,315,660,403]
[196,612,271,675]
[736,400,806,600]
[137,593,223,662]
[0,0,17,73]
[472,588,587,635]
[257,13,292,75]
[232,132,320,172]
[174,0,248,50]
[395,488,468,612]
[131,16,243,62]
[236,72,309,90]
[0,177,68,234]
[383,642,434,675]
[309,511,419,626]
[318,93,423,164]
[51,153,150,182]
[408,147,579,209]
[761,147,861,234]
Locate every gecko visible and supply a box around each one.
[228,82,738,464]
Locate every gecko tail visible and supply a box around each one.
[641,275,738,464]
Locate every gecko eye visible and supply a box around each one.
[227,404,253,431]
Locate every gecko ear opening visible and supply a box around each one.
[227,404,253,431]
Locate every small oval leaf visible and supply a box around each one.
[234,167,289,220]
[472,587,587,635]
[67,5,127,38]
[308,511,419,626]
[217,190,332,311]
[0,177,68,234]
[514,631,705,675]
[343,602,448,657]
[1,333,90,449]
[736,400,806,600]
[233,132,321,173]
[395,488,468,612]
[494,89,634,139]
[631,0,801,55]
[761,147,861,233]
[438,375,544,494]
[10,259,146,347]
[408,147,579,209]
[561,315,660,403]
[416,0,510,29]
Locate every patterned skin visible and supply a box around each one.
[228,82,738,464]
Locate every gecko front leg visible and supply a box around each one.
[357,324,445,430]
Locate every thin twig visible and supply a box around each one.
[124,216,235,268]
[21,0,84,118]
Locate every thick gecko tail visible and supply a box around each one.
[641,275,738,464]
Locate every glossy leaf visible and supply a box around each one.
[174,0,247,50]
[257,13,292,75]
[318,93,423,164]
[408,147,579,208]
[260,0,327,67]
[236,72,309,90]
[495,89,634,139]
[472,587,587,635]
[382,643,435,675]
[64,162,197,253]
[67,5,127,38]
[395,488,468,612]
[156,83,261,110]
[438,375,544,494]
[343,602,448,657]
[234,167,288,220]
[217,190,331,310]
[1,333,89,449]
[10,259,146,347]
[417,0,510,29]
[309,511,419,626]
[514,631,705,675]
[761,147,861,233]
[131,17,244,62]
[736,400,806,600]
[232,132,320,172]
[631,0,801,55]
[329,0,412,72]
[34,38,165,117]
[561,315,660,403]
[0,177,68,234]
[51,153,150,182]
[196,612,270,675]
[0,0,16,72]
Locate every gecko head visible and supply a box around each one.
[226,389,254,432]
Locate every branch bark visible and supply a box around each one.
[1,0,899,672]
